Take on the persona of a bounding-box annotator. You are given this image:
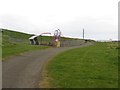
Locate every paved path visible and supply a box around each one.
[2,43,93,88]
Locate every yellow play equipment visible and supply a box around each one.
[53,29,61,47]
[56,41,60,47]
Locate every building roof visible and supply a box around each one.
[29,36,37,40]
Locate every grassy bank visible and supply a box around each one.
[2,29,49,59]
[3,43,49,58]
[45,42,118,88]
[2,29,88,59]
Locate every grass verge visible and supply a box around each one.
[2,44,49,59]
[2,29,50,59]
[43,42,118,88]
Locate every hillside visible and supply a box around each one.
[2,29,32,46]
[2,29,49,59]
[2,29,95,59]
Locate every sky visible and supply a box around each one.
[0,0,119,40]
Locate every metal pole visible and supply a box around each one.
[83,28,84,39]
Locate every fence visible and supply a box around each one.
[60,39,85,47]
[32,36,93,47]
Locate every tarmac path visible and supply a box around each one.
[2,43,93,88]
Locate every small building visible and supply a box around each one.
[29,36,39,45]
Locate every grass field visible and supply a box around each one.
[45,42,118,88]
[2,29,86,59]
[2,29,50,59]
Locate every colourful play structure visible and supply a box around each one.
[29,29,62,47]
[29,29,87,47]
[53,29,61,47]
[39,32,51,45]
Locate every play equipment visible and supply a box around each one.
[29,35,39,45]
[29,29,62,47]
[29,29,87,47]
[40,32,51,45]
[53,29,61,47]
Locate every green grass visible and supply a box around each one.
[2,29,49,59]
[47,42,118,88]
[2,29,87,59]
[2,43,49,58]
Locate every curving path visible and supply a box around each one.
[2,43,93,88]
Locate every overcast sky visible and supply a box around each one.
[0,0,119,40]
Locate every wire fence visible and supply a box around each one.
[60,39,85,47]
[36,36,94,47]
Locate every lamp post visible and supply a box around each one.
[83,28,84,39]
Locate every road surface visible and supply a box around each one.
[3,43,93,88]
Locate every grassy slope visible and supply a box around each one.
[2,29,49,59]
[2,29,82,59]
[46,42,118,88]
